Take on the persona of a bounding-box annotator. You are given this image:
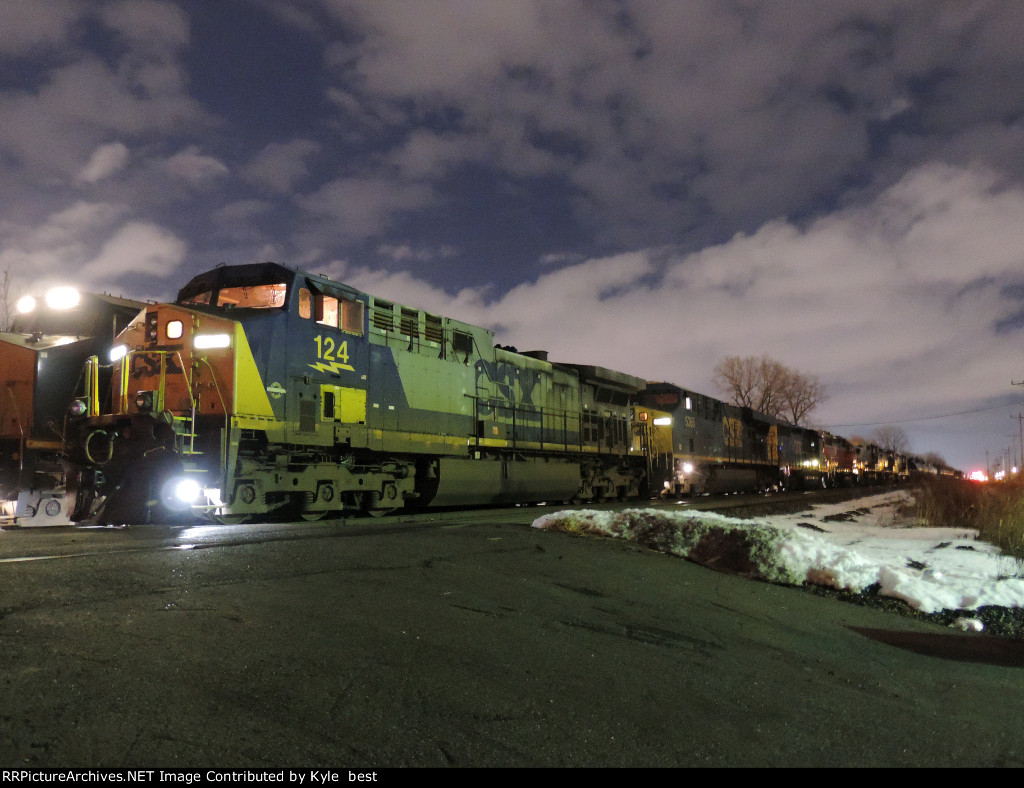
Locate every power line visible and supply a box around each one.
[826,400,1017,429]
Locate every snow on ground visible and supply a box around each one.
[532,491,1024,624]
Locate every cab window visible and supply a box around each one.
[316,294,339,327]
[341,299,364,334]
[216,283,288,309]
[312,293,363,335]
[181,290,213,306]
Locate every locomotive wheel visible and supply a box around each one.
[300,511,328,521]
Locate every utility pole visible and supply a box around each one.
[1014,412,1024,475]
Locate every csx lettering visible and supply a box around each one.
[723,416,743,448]
[130,353,183,379]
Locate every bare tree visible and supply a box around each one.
[871,425,910,454]
[778,367,826,426]
[713,354,827,425]
[712,355,761,410]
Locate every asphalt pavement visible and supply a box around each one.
[1,507,1022,767]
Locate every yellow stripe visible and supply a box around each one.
[232,324,275,419]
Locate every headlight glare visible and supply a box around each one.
[45,287,81,310]
[194,333,230,349]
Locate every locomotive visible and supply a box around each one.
[63,262,654,524]
[0,287,145,526]
[637,381,830,495]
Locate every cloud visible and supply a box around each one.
[0,0,82,56]
[0,2,207,177]
[376,243,458,263]
[100,0,190,50]
[165,146,230,185]
[82,221,187,279]
[0,201,126,276]
[299,176,434,239]
[304,0,1024,251]
[243,140,322,193]
[77,142,131,184]
[0,202,185,295]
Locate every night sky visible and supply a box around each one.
[3,0,1024,472]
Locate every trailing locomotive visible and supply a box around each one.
[64,263,652,524]
[0,288,145,526]
[637,381,830,494]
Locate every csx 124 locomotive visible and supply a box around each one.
[0,288,145,525]
[65,263,653,523]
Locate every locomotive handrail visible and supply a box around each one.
[466,394,589,454]
[5,381,26,474]
[116,349,199,421]
[196,354,229,428]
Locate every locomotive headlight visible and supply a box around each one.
[166,320,183,340]
[109,344,128,362]
[45,286,81,310]
[194,333,230,349]
[68,398,89,417]
[16,295,36,314]
[175,478,201,504]
[159,476,203,512]
[682,462,694,474]
[653,417,673,426]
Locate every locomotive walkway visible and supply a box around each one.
[0,498,1021,767]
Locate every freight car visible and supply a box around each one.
[64,263,653,524]
[0,288,145,526]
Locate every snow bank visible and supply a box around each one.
[531,492,1024,615]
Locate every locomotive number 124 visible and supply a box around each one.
[312,335,355,373]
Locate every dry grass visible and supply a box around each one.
[909,476,1024,561]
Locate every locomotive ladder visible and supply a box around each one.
[173,408,201,456]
